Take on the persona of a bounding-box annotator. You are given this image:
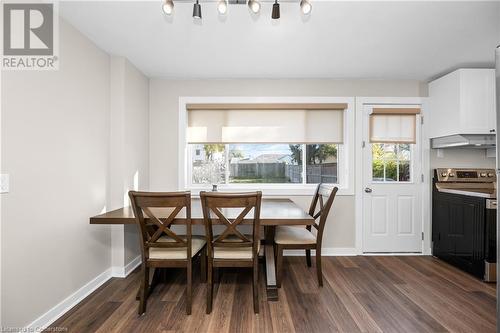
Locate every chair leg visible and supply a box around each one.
[306,249,312,267]
[276,245,283,288]
[206,258,213,314]
[186,260,192,315]
[138,264,149,315]
[316,247,323,287]
[200,247,207,283]
[216,268,222,284]
[253,258,259,314]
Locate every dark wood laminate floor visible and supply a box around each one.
[49,256,497,333]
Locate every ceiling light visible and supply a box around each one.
[162,0,174,15]
[271,0,280,19]
[217,0,228,14]
[300,0,311,15]
[193,0,202,19]
[248,0,260,14]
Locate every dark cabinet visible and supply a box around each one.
[432,190,485,278]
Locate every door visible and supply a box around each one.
[362,105,423,253]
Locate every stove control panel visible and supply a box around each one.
[435,168,496,182]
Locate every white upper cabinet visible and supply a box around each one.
[428,69,496,138]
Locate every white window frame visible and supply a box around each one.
[178,97,355,196]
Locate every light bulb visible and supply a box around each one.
[248,0,261,14]
[217,0,228,14]
[300,0,312,15]
[162,0,174,15]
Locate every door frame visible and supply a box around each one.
[355,97,429,255]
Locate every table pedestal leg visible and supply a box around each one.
[264,226,278,301]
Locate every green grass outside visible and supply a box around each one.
[229,177,291,184]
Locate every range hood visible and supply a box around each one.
[431,134,496,149]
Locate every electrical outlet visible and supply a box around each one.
[0,174,10,193]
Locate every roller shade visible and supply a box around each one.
[187,109,344,144]
[369,108,420,144]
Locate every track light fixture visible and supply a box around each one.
[193,0,202,19]
[162,0,311,20]
[271,0,280,19]
[162,0,174,15]
[247,0,261,14]
[217,0,228,14]
[300,0,311,14]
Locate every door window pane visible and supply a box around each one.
[399,161,410,181]
[305,144,338,184]
[228,144,302,183]
[372,143,411,182]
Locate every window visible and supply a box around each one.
[183,101,353,193]
[189,143,339,185]
[371,143,411,182]
[228,144,302,184]
[368,107,419,183]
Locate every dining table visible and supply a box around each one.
[90,198,315,301]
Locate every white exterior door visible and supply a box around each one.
[362,105,423,253]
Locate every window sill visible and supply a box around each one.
[184,184,354,197]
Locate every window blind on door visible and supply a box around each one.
[187,108,345,144]
[369,108,420,144]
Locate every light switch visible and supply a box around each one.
[0,174,9,193]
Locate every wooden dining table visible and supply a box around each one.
[90,198,315,301]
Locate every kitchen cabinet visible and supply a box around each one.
[428,69,496,138]
[432,190,485,278]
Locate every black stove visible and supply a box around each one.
[432,168,497,281]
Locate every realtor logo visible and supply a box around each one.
[2,2,59,70]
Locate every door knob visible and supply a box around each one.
[365,187,372,193]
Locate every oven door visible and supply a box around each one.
[485,199,497,282]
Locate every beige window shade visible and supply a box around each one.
[370,108,420,144]
[187,109,344,144]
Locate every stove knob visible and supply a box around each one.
[488,173,494,177]
[480,173,487,177]
[448,173,455,177]
[441,172,448,177]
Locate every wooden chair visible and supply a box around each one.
[200,191,262,314]
[128,191,206,315]
[274,184,338,287]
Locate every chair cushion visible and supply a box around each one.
[213,235,260,260]
[275,226,317,245]
[149,236,206,260]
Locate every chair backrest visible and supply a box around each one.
[128,191,191,261]
[200,191,262,259]
[308,184,338,246]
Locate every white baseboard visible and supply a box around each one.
[284,247,357,256]
[26,268,113,331]
[111,255,142,278]
[25,256,142,331]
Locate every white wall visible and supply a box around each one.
[1,20,150,327]
[1,20,111,327]
[430,148,495,169]
[122,59,149,264]
[109,56,149,270]
[149,79,425,250]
